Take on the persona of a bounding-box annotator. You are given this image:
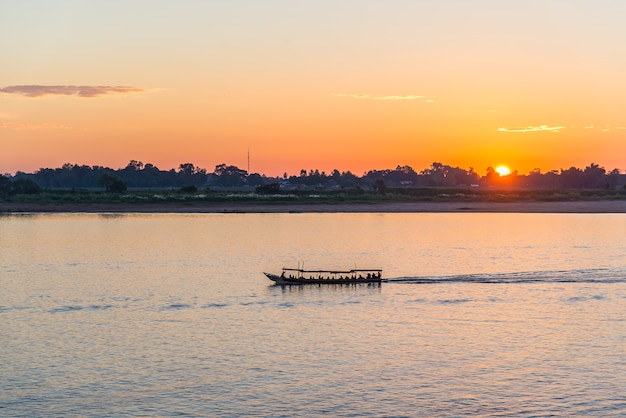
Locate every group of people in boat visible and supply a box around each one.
[280,271,381,281]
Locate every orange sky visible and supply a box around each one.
[2,1,626,177]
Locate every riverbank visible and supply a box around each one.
[3,200,626,213]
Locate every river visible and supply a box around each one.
[2,213,625,416]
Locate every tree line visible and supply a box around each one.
[2,160,625,195]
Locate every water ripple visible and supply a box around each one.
[162,303,192,310]
[201,303,228,308]
[49,305,84,313]
[437,298,471,305]
[388,267,626,285]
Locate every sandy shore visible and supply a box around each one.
[2,200,626,213]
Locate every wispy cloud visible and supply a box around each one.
[0,122,65,130]
[498,125,565,133]
[499,124,626,133]
[0,85,145,98]
[331,93,426,101]
[599,125,626,132]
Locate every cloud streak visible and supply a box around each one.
[331,93,426,101]
[0,85,145,98]
[498,125,565,133]
[599,125,626,132]
[499,124,626,133]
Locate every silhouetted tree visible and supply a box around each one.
[337,170,359,189]
[247,173,264,186]
[582,163,606,188]
[382,165,418,186]
[212,164,247,187]
[11,178,42,194]
[560,167,583,188]
[124,160,144,171]
[481,167,500,187]
[34,168,58,188]
[0,175,12,197]
[606,168,621,189]
[9,160,625,192]
[177,163,207,186]
[98,174,127,193]
[374,179,387,194]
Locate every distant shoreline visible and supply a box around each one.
[2,200,626,214]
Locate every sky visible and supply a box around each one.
[2,0,626,177]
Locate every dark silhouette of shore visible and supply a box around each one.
[3,200,626,214]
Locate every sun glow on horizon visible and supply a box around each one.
[495,166,511,177]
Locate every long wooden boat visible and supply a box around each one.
[265,268,383,285]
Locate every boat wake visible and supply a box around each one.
[386,267,626,284]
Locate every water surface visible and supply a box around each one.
[2,213,626,416]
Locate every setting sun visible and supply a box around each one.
[495,166,511,177]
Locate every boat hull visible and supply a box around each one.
[264,272,383,285]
